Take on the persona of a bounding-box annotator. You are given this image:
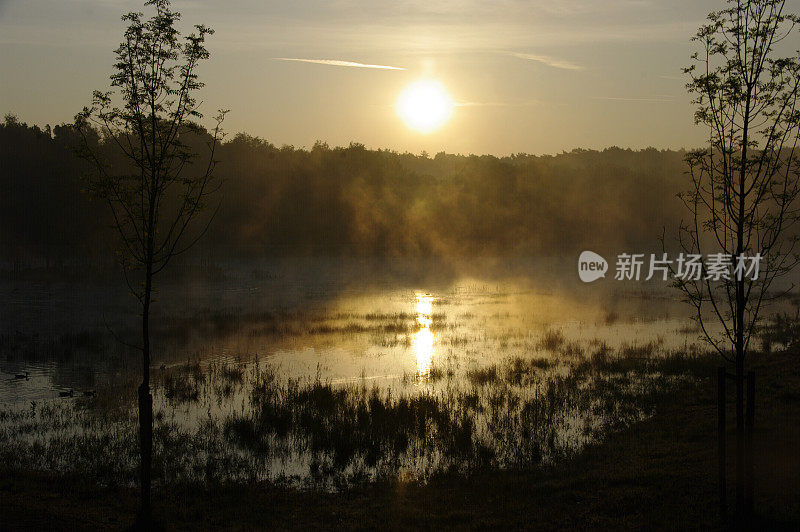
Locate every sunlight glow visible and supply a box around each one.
[412,293,436,377]
[397,80,454,133]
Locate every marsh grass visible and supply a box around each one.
[0,295,723,490]
[154,308,451,344]
[419,363,457,383]
[538,329,566,352]
[162,372,200,403]
[466,366,499,385]
[603,311,619,325]
[0,338,706,490]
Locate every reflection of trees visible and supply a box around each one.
[0,332,138,393]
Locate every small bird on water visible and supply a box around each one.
[14,371,29,380]
[58,389,74,398]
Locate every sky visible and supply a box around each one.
[0,0,782,155]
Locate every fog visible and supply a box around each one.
[1,113,688,274]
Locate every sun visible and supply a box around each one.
[397,80,454,134]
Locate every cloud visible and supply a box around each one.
[509,52,583,71]
[455,100,543,107]
[273,58,405,70]
[591,95,674,103]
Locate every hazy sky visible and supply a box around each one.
[0,0,785,155]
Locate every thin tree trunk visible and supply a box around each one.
[138,264,153,523]
[735,87,750,515]
[138,213,155,523]
[735,343,745,512]
[735,246,745,514]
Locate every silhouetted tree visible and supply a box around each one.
[74,0,225,524]
[676,0,800,514]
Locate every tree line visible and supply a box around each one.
[1,113,690,270]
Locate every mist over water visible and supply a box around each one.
[2,257,723,485]
[0,256,702,401]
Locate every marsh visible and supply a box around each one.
[0,257,734,489]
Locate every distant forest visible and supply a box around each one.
[1,113,689,270]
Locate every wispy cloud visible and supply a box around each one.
[509,52,583,71]
[591,95,674,103]
[455,100,543,107]
[273,58,405,70]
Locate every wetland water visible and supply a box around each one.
[0,259,720,487]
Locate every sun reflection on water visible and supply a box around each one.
[412,293,435,377]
